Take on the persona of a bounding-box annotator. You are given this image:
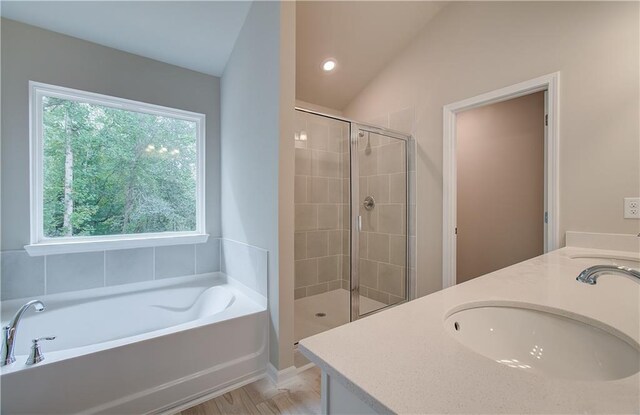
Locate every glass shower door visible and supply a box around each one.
[350,126,409,319]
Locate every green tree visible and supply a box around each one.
[42,97,197,238]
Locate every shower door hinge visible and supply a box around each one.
[544,212,548,224]
[358,215,362,232]
[545,114,548,126]
[455,227,457,235]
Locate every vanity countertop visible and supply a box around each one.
[298,247,640,414]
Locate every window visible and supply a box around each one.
[26,82,207,255]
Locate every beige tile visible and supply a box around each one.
[295,148,311,176]
[318,256,339,282]
[295,176,307,204]
[341,152,350,178]
[359,177,367,195]
[389,235,406,266]
[359,285,369,297]
[308,119,329,151]
[308,177,329,203]
[342,254,350,282]
[360,207,377,232]
[306,231,328,258]
[359,232,368,258]
[368,175,389,203]
[366,287,389,305]
[312,150,340,178]
[306,282,329,296]
[295,205,317,231]
[341,204,350,230]
[295,232,307,260]
[377,141,404,174]
[358,147,378,176]
[327,230,342,255]
[368,233,389,262]
[295,259,317,288]
[359,259,378,289]
[328,124,345,153]
[327,179,343,203]
[389,294,405,305]
[328,280,341,291]
[378,263,405,297]
[294,287,307,300]
[342,230,350,255]
[341,279,350,290]
[317,205,339,229]
[389,173,407,203]
[378,204,404,235]
[342,179,350,202]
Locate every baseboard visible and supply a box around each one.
[159,369,267,415]
[267,363,298,387]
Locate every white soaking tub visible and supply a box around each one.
[0,273,268,414]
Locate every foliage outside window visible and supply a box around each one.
[28,82,206,253]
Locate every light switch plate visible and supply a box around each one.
[624,197,640,219]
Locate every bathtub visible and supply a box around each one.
[0,273,268,414]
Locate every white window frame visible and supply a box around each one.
[25,81,208,256]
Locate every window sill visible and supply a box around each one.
[24,234,209,256]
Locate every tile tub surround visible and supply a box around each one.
[299,246,640,413]
[1,238,228,300]
[294,111,350,299]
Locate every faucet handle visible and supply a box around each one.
[25,336,55,366]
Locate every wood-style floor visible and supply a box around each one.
[180,367,321,415]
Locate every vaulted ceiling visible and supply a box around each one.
[1,1,252,76]
[296,1,446,111]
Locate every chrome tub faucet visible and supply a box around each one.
[577,265,640,285]
[1,300,46,366]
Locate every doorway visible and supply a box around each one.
[456,92,544,283]
[442,73,560,288]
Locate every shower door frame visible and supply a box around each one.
[293,107,414,322]
[349,123,413,321]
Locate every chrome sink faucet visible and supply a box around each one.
[577,265,640,285]
[1,300,45,366]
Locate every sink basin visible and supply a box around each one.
[445,305,640,381]
[570,254,640,269]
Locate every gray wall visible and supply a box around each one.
[220,1,285,368]
[1,18,221,250]
[0,19,222,298]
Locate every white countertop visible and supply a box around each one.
[299,247,640,414]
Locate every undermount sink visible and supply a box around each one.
[445,305,640,381]
[570,254,640,269]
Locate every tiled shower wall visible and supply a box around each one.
[0,238,234,300]
[294,112,350,299]
[357,133,408,305]
[360,107,417,303]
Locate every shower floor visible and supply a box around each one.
[294,288,386,343]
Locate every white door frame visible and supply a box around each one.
[442,72,560,289]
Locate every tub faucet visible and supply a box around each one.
[1,300,45,366]
[577,265,640,285]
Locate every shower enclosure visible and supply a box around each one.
[294,108,414,342]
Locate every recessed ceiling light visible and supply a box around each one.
[322,59,336,72]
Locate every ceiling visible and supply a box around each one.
[296,1,446,111]
[0,1,252,76]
